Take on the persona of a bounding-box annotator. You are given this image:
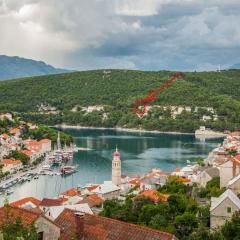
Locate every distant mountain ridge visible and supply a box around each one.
[0,55,69,80]
[229,63,240,69]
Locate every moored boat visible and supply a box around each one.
[60,165,76,175]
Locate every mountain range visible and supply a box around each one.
[0,55,69,80]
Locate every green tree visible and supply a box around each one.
[174,212,198,238]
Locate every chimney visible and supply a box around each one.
[75,212,85,240]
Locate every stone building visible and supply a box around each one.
[210,189,240,229]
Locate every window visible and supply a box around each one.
[227,207,232,213]
[38,232,44,240]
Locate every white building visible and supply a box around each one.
[219,160,240,188]
[44,203,93,220]
[112,147,121,186]
[92,181,120,200]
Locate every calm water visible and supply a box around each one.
[1,129,223,204]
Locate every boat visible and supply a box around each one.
[42,165,51,171]
[60,165,76,175]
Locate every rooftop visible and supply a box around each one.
[55,208,176,240]
[10,197,41,208]
[210,189,240,212]
[92,181,120,195]
[77,194,104,207]
[61,188,81,197]
[0,205,40,227]
[40,198,64,207]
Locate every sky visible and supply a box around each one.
[0,0,240,71]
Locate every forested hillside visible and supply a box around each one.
[0,69,239,132]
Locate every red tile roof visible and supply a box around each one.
[9,128,20,134]
[77,194,104,207]
[61,188,81,197]
[129,178,140,185]
[39,139,51,144]
[0,205,40,227]
[0,133,9,139]
[2,159,22,165]
[40,198,63,207]
[141,190,169,203]
[10,197,41,208]
[21,150,34,157]
[86,185,99,191]
[55,209,176,240]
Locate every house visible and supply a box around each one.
[21,149,38,163]
[77,194,104,208]
[210,189,240,229]
[197,168,219,187]
[140,169,167,191]
[55,208,177,240]
[39,139,52,153]
[92,181,120,200]
[80,184,99,195]
[10,197,41,209]
[25,138,51,155]
[39,198,66,213]
[227,174,240,194]
[44,203,93,220]
[62,195,83,205]
[25,140,42,152]
[140,190,169,203]
[0,113,13,121]
[2,159,22,173]
[0,206,61,240]
[59,188,81,199]
[219,160,240,188]
[9,127,22,137]
[0,133,9,142]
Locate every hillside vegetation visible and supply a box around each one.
[0,69,239,132]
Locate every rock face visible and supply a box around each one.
[0,55,69,80]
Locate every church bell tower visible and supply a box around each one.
[112,147,121,186]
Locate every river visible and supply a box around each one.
[0,128,223,205]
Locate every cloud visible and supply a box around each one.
[0,0,240,70]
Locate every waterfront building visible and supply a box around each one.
[112,147,121,186]
[210,189,240,229]
[2,159,22,173]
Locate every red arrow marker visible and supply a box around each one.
[133,72,183,117]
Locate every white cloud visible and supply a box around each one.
[0,0,239,70]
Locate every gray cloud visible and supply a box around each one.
[0,0,239,70]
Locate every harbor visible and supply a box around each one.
[0,128,222,205]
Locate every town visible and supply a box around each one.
[1,111,240,239]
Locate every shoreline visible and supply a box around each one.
[54,124,194,135]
